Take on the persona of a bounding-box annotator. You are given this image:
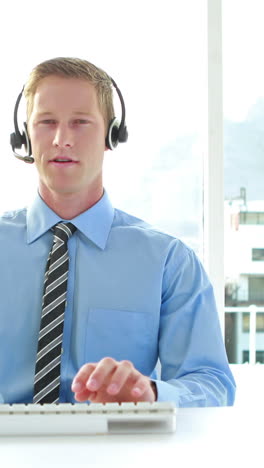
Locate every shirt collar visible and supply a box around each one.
[26,191,115,250]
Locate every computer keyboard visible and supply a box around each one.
[0,401,176,435]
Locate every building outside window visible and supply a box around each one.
[223,0,264,367]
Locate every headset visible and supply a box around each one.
[10,78,128,164]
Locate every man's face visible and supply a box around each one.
[28,75,107,201]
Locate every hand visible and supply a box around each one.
[71,357,157,403]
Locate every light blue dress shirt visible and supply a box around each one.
[0,191,235,406]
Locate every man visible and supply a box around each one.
[0,57,235,406]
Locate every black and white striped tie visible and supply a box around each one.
[33,222,76,404]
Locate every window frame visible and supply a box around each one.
[205,0,224,331]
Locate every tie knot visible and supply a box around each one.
[53,222,76,243]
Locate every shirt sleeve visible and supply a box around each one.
[155,240,236,407]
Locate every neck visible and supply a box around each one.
[39,186,104,219]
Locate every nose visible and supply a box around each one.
[52,123,73,148]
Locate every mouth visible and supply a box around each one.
[49,157,79,166]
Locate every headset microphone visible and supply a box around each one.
[10,77,128,163]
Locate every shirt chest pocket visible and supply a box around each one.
[83,308,157,373]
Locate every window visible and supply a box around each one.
[242,313,264,333]
[252,248,264,261]
[243,350,264,364]
[223,0,264,365]
[248,277,264,303]
[240,213,264,225]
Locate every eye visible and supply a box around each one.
[73,119,89,125]
[40,119,56,125]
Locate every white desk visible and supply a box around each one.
[0,406,263,468]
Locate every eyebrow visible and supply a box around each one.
[35,111,92,117]
[37,111,90,115]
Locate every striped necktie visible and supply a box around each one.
[33,222,76,404]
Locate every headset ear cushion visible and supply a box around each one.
[106,118,120,150]
[10,122,32,156]
[10,130,27,150]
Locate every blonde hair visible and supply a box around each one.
[24,57,115,127]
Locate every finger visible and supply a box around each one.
[85,357,117,392]
[106,360,134,395]
[74,389,97,402]
[130,375,153,399]
[71,363,96,393]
